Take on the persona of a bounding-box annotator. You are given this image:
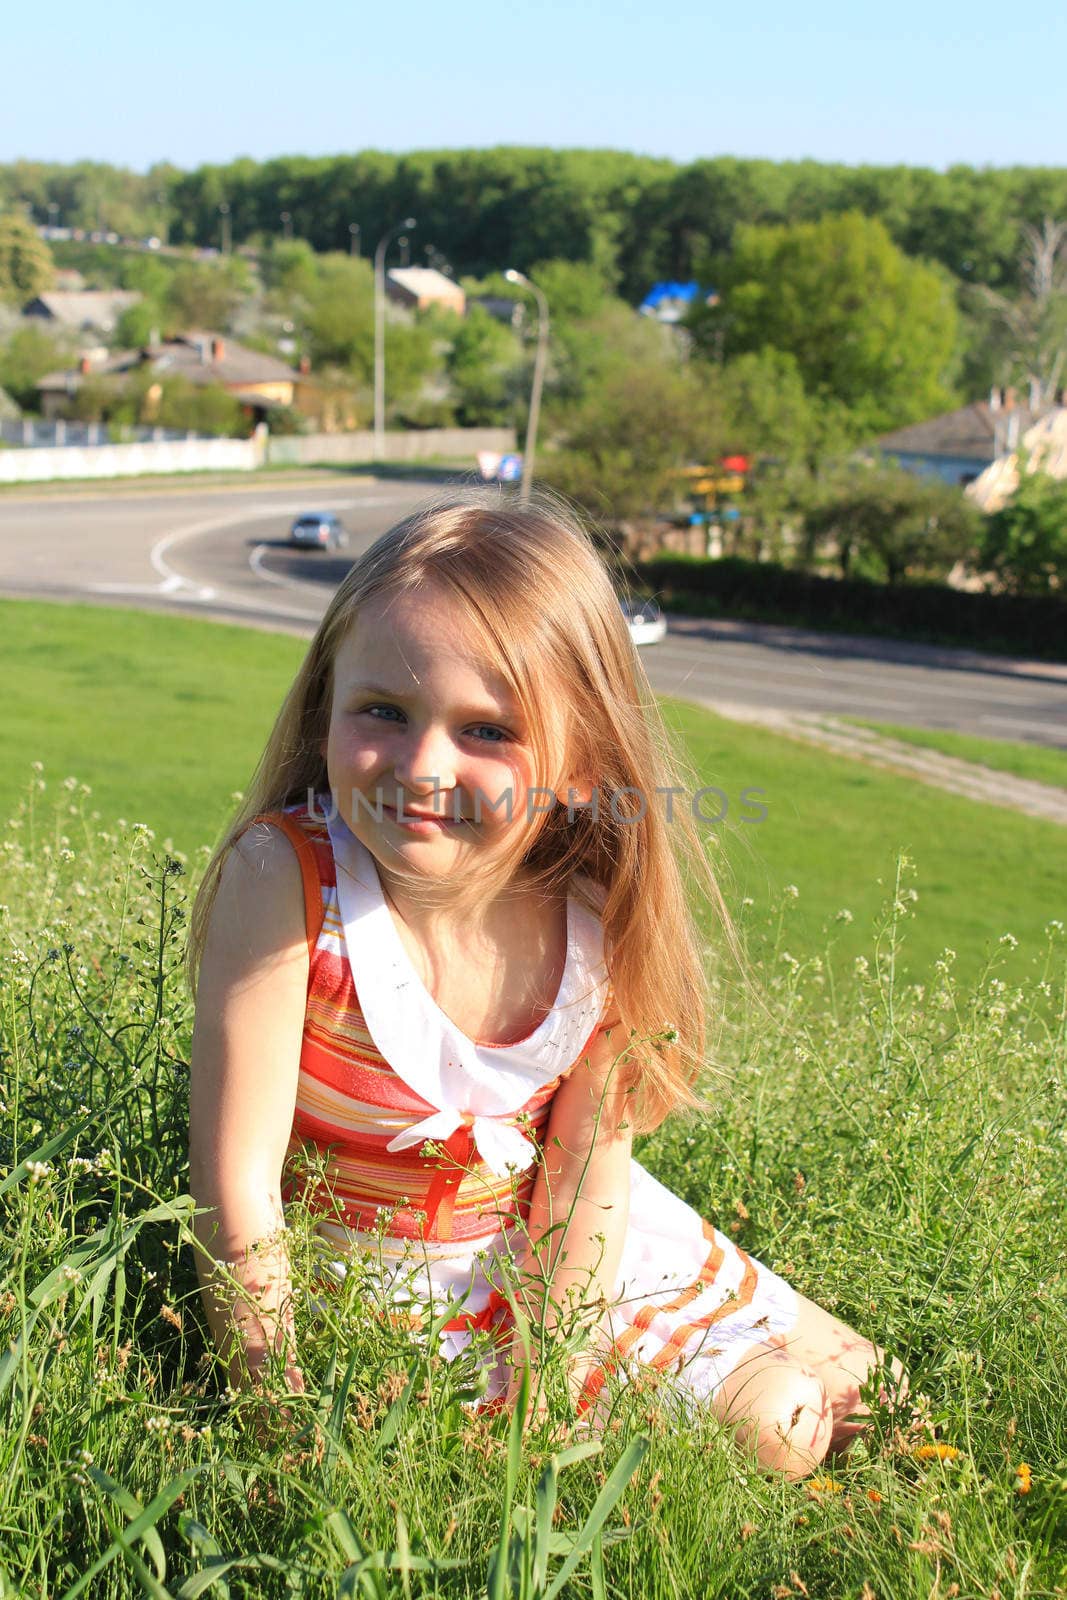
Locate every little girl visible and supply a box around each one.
[187,492,904,1480]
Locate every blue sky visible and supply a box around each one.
[3,0,1064,172]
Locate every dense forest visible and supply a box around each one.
[3,149,1067,301]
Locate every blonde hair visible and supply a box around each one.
[186,487,748,1131]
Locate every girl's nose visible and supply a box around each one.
[392,724,458,794]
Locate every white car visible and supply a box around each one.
[620,598,668,646]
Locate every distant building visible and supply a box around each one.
[872,387,1067,511]
[36,331,302,424]
[873,388,1048,487]
[638,281,717,324]
[965,403,1067,512]
[470,294,525,329]
[22,289,142,336]
[386,267,466,315]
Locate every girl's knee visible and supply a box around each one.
[724,1362,834,1481]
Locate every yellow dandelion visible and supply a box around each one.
[806,1475,844,1496]
[912,1442,961,1461]
[1015,1463,1032,1495]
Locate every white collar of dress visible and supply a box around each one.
[325,808,610,1119]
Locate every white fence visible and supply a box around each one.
[0,426,516,485]
[265,427,516,467]
[0,419,204,449]
[0,435,263,484]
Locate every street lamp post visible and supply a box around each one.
[349,222,361,257]
[504,269,549,505]
[218,201,231,256]
[280,210,292,240]
[374,215,417,460]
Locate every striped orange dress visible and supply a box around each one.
[256,794,798,1417]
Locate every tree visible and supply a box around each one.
[971,217,1067,411]
[153,376,245,437]
[302,255,374,370]
[715,349,821,467]
[801,463,982,583]
[0,212,54,303]
[164,259,251,332]
[688,211,958,437]
[0,325,67,409]
[541,360,725,533]
[446,304,522,425]
[979,462,1067,595]
[115,300,164,348]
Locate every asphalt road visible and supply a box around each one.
[1,476,1065,748]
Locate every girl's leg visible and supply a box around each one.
[709,1344,834,1481]
[761,1289,909,1453]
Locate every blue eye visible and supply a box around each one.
[361,707,511,744]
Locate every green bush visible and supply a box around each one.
[633,552,1067,660]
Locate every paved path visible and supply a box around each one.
[692,700,1067,825]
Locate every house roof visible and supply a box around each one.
[36,350,141,392]
[36,332,298,395]
[24,290,142,330]
[876,400,1039,463]
[150,332,298,387]
[386,267,463,299]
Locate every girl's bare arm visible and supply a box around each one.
[508,1019,634,1407]
[188,822,309,1393]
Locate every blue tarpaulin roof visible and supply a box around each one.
[639,281,713,312]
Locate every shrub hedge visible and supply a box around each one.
[631,553,1067,661]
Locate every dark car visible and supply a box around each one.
[289,512,349,551]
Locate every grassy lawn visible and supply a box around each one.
[843,717,1067,791]
[1,598,1064,994]
[1,595,1064,1595]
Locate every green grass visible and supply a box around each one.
[2,598,1065,993]
[844,718,1067,792]
[1,789,1064,1597]
[0,599,307,857]
[1,596,1065,1593]
[659,695,1067,989]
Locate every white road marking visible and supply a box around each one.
[249,542,341,596]
[83,492,396,612]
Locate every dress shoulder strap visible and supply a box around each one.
[245,804,328,963]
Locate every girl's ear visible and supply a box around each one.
[555,775,594,806]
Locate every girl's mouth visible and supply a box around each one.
[380,804,467,832]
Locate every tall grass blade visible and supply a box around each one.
[541,1436,649,1600]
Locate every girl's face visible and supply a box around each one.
[324,586,566,874]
